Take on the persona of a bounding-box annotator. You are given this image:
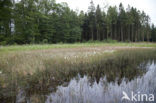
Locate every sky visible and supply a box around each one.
[56,0,156,25]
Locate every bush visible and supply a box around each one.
[42,39,48,44]
[0,41,7,45]
[0,35,4,41]
[85,39,118,43]
[125,40,131,43]
[58,42,63,44]
[102,38,118,43]
[86,40,101,43]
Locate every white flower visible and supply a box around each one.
[0,71,2,74]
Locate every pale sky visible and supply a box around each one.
[56,0,156,25]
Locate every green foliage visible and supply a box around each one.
[151,24,156,42]
[42,39,48,44]
[102,38,118,43]
[0,0,156,45]
[0,41,7,45]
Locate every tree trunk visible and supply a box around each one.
[110,24,112,39]
[91,29,93,40]
[128,25,130,41]
[132,25,134,42]
[121,26,123,41]
[114,24,117,40]
[142,28,144,42]
[97,29,99,40]
[107,28,108,40]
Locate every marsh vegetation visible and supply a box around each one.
[0,46,156,103]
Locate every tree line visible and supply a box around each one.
[0,0,156,45]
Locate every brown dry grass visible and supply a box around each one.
[0,46,156,103]
[0,46,154,75]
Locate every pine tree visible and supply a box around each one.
[88,0,95,40]
[95,5,102,40]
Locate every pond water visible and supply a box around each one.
[45,62,156,103]
[16,61,156,103]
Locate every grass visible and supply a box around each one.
[0,42,156,54]
[0,48,156,102]
[0,42,156,102]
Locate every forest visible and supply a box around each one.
[0,0,156,45]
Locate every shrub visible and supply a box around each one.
[102,38,118,43]
[0,41,7,45]
[42,39,48,44]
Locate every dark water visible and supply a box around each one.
[16,61,156,103]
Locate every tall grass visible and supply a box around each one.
[0,48,156,102]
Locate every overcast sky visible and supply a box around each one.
[56,0,156,25]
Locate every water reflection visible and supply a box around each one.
[46,62,156,103]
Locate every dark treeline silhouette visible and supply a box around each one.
[0,0,156,45]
